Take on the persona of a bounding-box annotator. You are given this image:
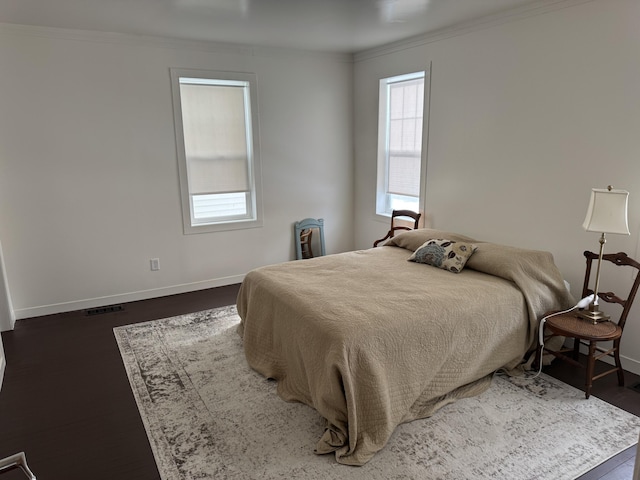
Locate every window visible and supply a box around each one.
[170,69,262,233]
[376,70,428,218]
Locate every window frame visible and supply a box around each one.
[375,67,430,222]
[170,68,263,234]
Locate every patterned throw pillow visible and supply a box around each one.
[408,239,477,273]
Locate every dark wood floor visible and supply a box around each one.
[0,284,638,480]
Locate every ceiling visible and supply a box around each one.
[0,0,548,53]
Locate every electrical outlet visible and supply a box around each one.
[150,258,160,271]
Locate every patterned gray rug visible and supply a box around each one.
[114,306,640,480]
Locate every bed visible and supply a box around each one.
[236,229,573,465]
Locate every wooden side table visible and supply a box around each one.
[537,311,622,399]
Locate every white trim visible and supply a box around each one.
[12,274,245,320]
[170,68,264,234]
[0,335,5,394]
[622,353,640,377]
[420,61,432,219]
[0,0,595,64]
[634,430,640,480]
[0,22,352,64]
[375,64,431,223]
[0,240,15,332]
[354,0,597,62]
[573,341,640,376]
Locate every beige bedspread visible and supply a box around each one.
[236,229,573,465]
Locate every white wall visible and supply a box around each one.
[0,240,14,331]
[0,25,354,320]
[354,0,640,374]
[3,0,640,377]
[0,240,10,391]
[0,240,9,390]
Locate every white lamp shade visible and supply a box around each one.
[582,187,630,235]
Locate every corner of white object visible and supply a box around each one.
[0,451,36,479]
[0,307,15,332]
[633,429,640,480]
[563,280,570,292]
[0,240,15,332]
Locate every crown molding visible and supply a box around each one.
[354,0,597,62]
[0,22,353,64]
[0,0,598,65]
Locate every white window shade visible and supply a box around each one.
[386,78,423,198]
[179,83,250,195]
[388,155,420,197]
[171,68,263,234]
[376,68,429,219]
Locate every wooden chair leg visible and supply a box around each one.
[572,337,580,361]
[613,339,625,386]
[585,341,597,399]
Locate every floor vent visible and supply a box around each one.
[629,382,640,393]
[85,305,124,316]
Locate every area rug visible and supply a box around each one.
[114,306,640,480]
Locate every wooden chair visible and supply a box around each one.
[373,210,421,247]
[299,229,313,259]
[536,250,640,399]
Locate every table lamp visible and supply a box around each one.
[578,185,630,323]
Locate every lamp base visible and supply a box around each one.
[577,308,610,324]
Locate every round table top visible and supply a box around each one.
[546,312,621,340]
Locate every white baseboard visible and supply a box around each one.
[12,274,245,320]
[571,340,640,377]
[594,349,640,377]
[0,308,15,333]
[623,355,640,377]
[634,431,640,480]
